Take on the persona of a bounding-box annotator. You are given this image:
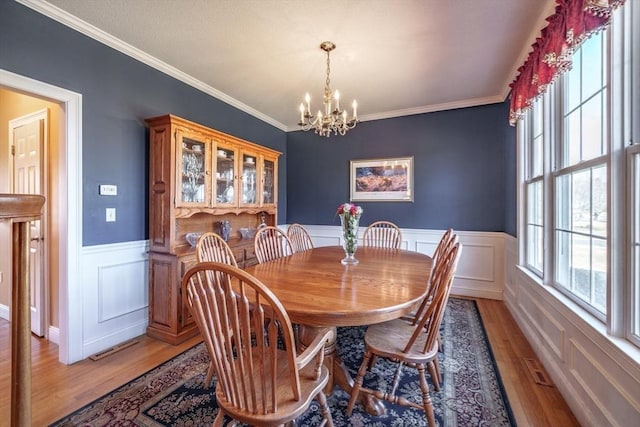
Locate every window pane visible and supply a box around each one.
[633,153,640,337]
[566,110,581,166]
[556,174,571,230]
[555,167,607,315]
[572,233,591,300]
[592,237,607,312]
[572,169,590,234]
[527,224,544,272]
[533,135,543,177]
[567,52,582,112]
[582,32,603,100]
[592,165,607,238]
[556,229,572,287]
[582,92,604,160]
[526,181,544,273]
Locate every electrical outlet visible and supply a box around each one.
[106,208,116,222]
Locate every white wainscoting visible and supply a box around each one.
[298,225,506,300]
[504,236,640,427]
[79,240,149,359]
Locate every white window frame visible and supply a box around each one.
[524,99,545,276]
[518,3,639,348]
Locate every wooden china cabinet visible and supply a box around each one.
[145,114,280,344]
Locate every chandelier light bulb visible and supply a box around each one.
[298,41,359,137]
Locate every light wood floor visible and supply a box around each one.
[0,298,580,427]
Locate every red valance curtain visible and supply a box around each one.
[508,0,626,125]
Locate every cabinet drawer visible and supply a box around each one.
[244,247,257,267]
[232,248,245,264]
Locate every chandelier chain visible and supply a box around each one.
[325,49,331,98]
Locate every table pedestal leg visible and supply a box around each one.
[298,325,385,416]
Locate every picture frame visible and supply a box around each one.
[349,156,414,202]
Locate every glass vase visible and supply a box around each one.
[340,215,360,265]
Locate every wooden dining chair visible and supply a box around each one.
[254,226,294,263]
[182,262,334,427]
[194,232,238,388]
[196,232,238,266]
[287,223,314,253]
[412,228,455,325]
[362,220,402,249]
[346,242,462,427]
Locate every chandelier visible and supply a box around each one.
[298,41,358,137]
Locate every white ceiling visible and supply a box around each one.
[23,0,553,131]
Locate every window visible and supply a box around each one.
[554,31,608,316]
[525,100,544,274]
[520,4,639,347]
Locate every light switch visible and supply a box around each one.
[99,184,117,196]
[106,208,116,222]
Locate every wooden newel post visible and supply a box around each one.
[0,194,45,427]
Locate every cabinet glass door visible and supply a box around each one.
[262,158,275,206]
[178,136,208,206]
[241,153,258,206]
[215,146,236,206]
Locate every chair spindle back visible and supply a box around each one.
[254,226,294,263]
[362,221,402,249]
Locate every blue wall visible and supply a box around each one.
[287,102,517,234]
[2,2,517,243]
[0,1,287,246]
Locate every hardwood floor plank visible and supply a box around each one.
[0,298,579,426]
[474,297,580,427]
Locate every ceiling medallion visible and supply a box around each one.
[298,41,358,137]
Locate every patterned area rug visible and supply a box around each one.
[50,298,516,426]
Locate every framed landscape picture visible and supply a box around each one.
[350,156,414,202]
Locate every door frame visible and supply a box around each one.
[0,68,83,364]
[8,109,49,337]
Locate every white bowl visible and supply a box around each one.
[239,227,256,239]
[185,232,202,247]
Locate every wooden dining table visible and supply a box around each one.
[245,245,433,415]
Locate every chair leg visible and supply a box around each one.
[389,361,404,396]
[213,410,226,427]
[204,362,215,388]
[316,391,334,427]
[433,358,442,389]
[417,364,436,427]
[427,361,440,392]
[346,350,372,415]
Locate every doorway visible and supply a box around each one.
[0,68,83,364]
[9,110,49,337]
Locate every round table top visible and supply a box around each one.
[245,245,433,327]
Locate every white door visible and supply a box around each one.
[12,117,46,337]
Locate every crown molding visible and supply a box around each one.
[358,95,506,123]
[17,0,288,132]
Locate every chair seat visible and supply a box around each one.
[216,351,329,426]
[364,318,439,364]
